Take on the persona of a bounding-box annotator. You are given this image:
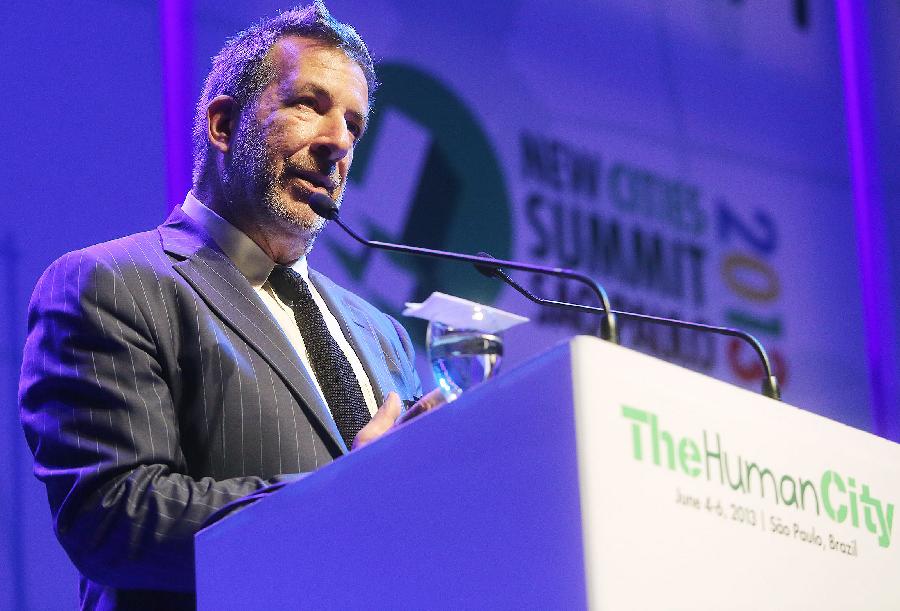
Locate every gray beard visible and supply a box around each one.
[224,117,328,248]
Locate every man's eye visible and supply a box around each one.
[296,97,317,109]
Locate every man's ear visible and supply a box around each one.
[207,95,237,153]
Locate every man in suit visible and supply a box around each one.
[19,3,439,609]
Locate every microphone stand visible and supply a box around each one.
[477,258,781,401]
[309,193,619,343]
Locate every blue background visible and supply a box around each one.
[2,1,898,607]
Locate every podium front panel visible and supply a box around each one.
[571,336,900,610]
[197,342,588,609]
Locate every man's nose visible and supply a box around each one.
[310,111,353,163]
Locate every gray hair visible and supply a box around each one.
[192,1,377,188]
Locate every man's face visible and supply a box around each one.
[225,36,369,246]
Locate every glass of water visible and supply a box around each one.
[426,321,504,402]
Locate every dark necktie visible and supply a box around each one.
[267,265,371,448]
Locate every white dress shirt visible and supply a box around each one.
[181,192,378,417]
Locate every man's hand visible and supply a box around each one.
[396,388,445,425]
[351,389,446,450]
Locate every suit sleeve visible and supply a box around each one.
[18,250,290,592]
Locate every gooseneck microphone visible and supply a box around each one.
[474,253,781,401]
[308,192,619,343]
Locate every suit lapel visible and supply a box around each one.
[309,270,396,406]
[158,208,348,454]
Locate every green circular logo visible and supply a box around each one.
[336,63,512,316]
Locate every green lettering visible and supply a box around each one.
[862,486,879,534]
[651,413,676,470]
[884,504,895,548]
[848,477,859,527]
[678,438,701,477]
[621,405,650,461]
[703,431,724,485]
[780,476,797,508]
[860,485,894,548]
[744,462,778,501]
[822,470,848,523]
[799,478,820,515]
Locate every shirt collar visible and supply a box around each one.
[181,192,309,287]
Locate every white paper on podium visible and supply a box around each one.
[402,292,528,334]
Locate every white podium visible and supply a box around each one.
[196,337,900,610]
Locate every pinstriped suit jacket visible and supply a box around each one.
[18,206,422,609]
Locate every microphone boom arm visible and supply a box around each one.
[328,215,619,343]
[490,265,781,401]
